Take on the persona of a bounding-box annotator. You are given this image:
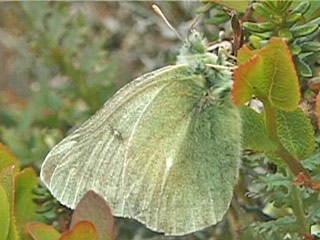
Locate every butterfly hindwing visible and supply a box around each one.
[124,83,241,235]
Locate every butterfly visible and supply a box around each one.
[41,30,242,236]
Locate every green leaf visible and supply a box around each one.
[60,221,98,240]
[243,22,277,33]
[248,35,264,49]
[300,42,320,52]
[70,191,116,240]
[211,0,249,12]
[251,31,273,39]
[291,24,318,38]
[262,1,277,13]
[27,222,60,240]
[15,168,38,238]
[295,28,320,44]
[240,106,277,152]
[239,216,298,240]
[308,202,320,223]
[276,108,315,160]
[278,28,293,41]
[0,142,20,174]
[259,173,291,191]
[0,167,19,240]
[0,185,10,240]
[291,1,311,15]
[236,45,256,64]
[295,57,313,77]
[303,2,320,20]
[277,0,293,13]
[310,16,320,25]
[233,38,300,110]
[290,44,302,56]
[252,3,272,18]
[233,55,262,109]
[286,13,302,23]
[0,167,15,206]
[302,151,320,172]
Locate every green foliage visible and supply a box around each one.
[241,144,320,238]
[0,167,20,240]
[32,182,69,225]
[0,1,320,239]
[232,1,320,238]
[239,216,300,240]
[209,0,249,12]
[240,106,277,152]
[0,143,20,174]
[0,2,118,169]
[0,145,38,240]
[276,108,315,160]
[0,185,11,240]
[243,0,320,78]
[15,168,38,238]
[233,38,300,111]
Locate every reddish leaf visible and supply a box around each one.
[316,91,320,129]
[71,191,116,240]
[0,166,15,203]
[233,38,301,110]
[27,222,61,240]
[59,221,98,240]
[0,142,20,174]
[233,55,262,106]
[237,45,256,65]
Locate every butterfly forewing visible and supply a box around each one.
[41,65,185,207]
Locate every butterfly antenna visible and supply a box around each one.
[206,63,237,71]
[189,14,202,30]
[152,4,183,41]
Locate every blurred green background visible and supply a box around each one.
[5,2,315,240]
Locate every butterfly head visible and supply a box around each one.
[177,30,233,99]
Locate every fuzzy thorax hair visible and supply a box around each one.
[176,30,233,99]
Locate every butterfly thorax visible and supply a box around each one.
[176,30,233,103]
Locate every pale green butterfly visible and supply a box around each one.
[40,29,242,236]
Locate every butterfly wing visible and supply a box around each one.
[124,89,241,235]
[41,65,183,206]
[41,64,241,235]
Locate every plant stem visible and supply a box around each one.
[264,101,309,176]
[263,100,278,142]
[277,145,309,176]
[264,101,311,234]
[290,178,309,234]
